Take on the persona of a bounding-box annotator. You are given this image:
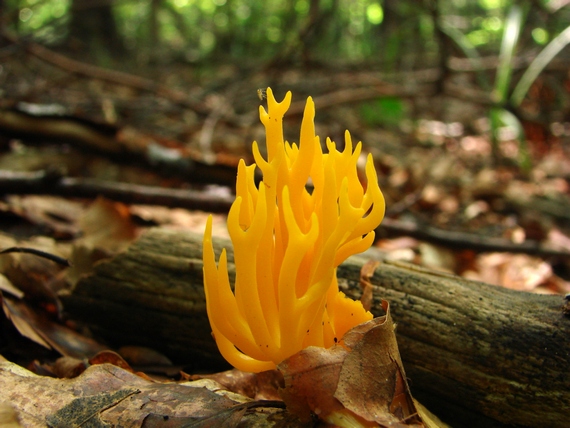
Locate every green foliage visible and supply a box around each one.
[487,5,526,168]
[493,5,523,104]
[437,2,569,171]
[5,0,567,65]
[511,25,570,107]
[4,0,569,169]
[10,0,70,42]
[360,97,405,128]
[441,22,490,90]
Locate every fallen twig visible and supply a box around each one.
[2,170,568,257]
[0,170,233,213]
[1,30,208,115]
[0,247,71,267]
[381,217,570,258]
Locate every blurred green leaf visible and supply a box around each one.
[360,98,405,128]
[511,25,570,107]
[489,106,531,171]
[493,5,523,104]
[440,23,490,90]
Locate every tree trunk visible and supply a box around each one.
[61,227,570,427]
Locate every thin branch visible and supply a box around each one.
[0,170,234,213]
[380,217,570,258]
[1,30,208,115]
[0,109,239,186]
[1,170,568,258]
[0,247,71,267]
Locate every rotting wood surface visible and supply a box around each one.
[61,227,570,427]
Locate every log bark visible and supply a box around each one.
[60,228,570,427]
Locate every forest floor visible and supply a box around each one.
[0,45,569,426]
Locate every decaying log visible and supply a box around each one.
[61,228,570,427]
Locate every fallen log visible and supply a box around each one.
[60,227,570,427]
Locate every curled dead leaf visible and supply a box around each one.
[118,346,173,367]
[278,301,428,427]
[89,350,136,373]
[1,296,106,358]
[67,197,138,285]
[78,197,137,251]
[278,346,348,422]
[187,368,283,401]
[50,356,87,379]
[0,275,25,299]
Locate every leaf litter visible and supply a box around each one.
[0,59,569,427]
[0,298,442,426]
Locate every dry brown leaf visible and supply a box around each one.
[546,228,570,252]
[64,244,108,286]
[0,234,18,268]
[2,196,84,238]
[49,356,87,379]
[336,301,422,426]
[78,196,137,251]
[375,237,417,263]
[118,345,173,367]
[376,237,419,252]
[278,345,348,423]
[2,296,52,350]
[0,275,24,299]
[187,369,283,401]
[67,197,138,284]
[420,184,445,208]
[87,350,160,382]
[278,301,426,427]
[418,243,456,273]
[0,361,247,428]
[413,399,450,428]
[473,253,553,291]
[0,236,68,306]
[2,296,106,358]
[89,350,136,373]
[129,205,229,237]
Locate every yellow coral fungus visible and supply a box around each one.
[202,88,385,372]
